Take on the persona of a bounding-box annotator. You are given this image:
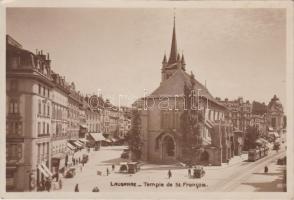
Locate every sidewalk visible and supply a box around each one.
[204,153,248,170]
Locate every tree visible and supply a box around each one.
[127,109,143,161]
[244,125,260,150]
[180,80,203,163]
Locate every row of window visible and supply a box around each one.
[37,142,50,164]
[207,109,224,121]
[6,121,22,135]
[52,143,67,155]
[6,144,22,161]
[52,104,67,120]
[37,122,50,136]
[8,101,19,114]
[38,100,50,117]
[38,84,50,98]
[87,123,101,133]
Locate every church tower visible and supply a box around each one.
[161,15,186,83]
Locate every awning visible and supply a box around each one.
[38,165,49,178]
[67,143,77,151]
[52,153,64,159]
[111,138,118,142]
[268,127,274,131]
[89,133,106,141]
[80,124,87,129]
[104,139,112,143]
[73,141,83,148]
[75,140,84,146]
[205,120,214,129]
[269,132,279,138]
[79,138,87,144]
[41,163,53,177]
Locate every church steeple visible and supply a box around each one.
[168,15,178,64]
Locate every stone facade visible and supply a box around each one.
[5,35,131,191]
[135,19,233,166]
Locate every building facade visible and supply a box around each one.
[6,35,53,191]
[135,19,233,166]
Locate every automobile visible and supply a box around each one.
[120,149,130,159]
[82,154,89,163]
[192,166,205,178]
[127,162,142,174]
[119,162,128,173]
[65,167,76,178]
[273,142,280,150]
[277,156,287,165]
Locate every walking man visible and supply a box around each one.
[112,164,115,171]
[168,170,172,179]
[264,165,269,173]
[188,168,191,177]
[74,184,79,192]
[106,168,109,176]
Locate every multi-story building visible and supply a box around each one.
[266,95,284,136]
[250,114,267,136]
[135,18,233,166]
[6,35,53,191]
[50,72,71,177]
[219,97,252,132]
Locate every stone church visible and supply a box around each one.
[135,18,234,166]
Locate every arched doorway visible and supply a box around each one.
[162,135,176,161]
[200,151,209,163]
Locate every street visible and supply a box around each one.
[56,145,286,192]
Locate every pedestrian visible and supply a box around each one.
[168,170,172,179]
[73,158,75,165]
[74,184,79,192]
[79,157,81,164]
[92,186,100,192]
[188,168,191,177]
[112,164,115,171]
[44,178,51,192]
[58,179,63,189]
[264,165,268,173]
[106,168,109,176]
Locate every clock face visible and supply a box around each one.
[89,95,99,109]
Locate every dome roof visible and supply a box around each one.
[268,95,283,112]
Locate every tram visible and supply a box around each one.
[248,146,269,162]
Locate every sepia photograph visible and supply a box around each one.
[0,0,293,199]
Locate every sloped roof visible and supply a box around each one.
[148,69,224,107]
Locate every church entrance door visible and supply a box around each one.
[162,135,176,162]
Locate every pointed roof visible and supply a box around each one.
[181,53,186,65]
[162,54,167,63]
[148,68,225,108]
[168,16,178,64]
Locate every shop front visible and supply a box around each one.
[36,162,53,191]
[6,166,17,191]
[51,153,66,180]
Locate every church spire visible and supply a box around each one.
[168,13,178,64]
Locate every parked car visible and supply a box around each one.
[192,166,205,178]
[65,168,76,178]
[119,162,128,173]
[82,154,89,163]
[273,142,280,150]
[127,162,142,174]
[120,149,130,159]
[277,156,287,165]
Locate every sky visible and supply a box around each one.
[6,8,286,107]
